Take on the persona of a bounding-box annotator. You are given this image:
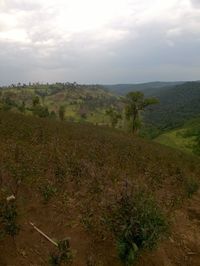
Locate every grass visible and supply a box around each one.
[155,126,198,155]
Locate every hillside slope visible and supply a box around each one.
[104,81,184,95]
[155,117,200,155]
[145,82,200,130]
[0,83,119,125]
[0,112,200,265]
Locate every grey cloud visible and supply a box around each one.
[190,0,200,8]
[0,0,200,84]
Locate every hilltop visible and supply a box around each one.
[0,111,200,265]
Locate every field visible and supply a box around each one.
[0,111,200,265]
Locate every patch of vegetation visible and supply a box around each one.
[0,202,20,238]
[0,82,119,126]
[145,82,200,131]
[106,184,168,265]
[49,239,73,265]
[155,117,200,156]
[39,183,57,203]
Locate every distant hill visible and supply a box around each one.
[0,82,119,125]
[144,81,200,130]
[1,81,200,136]
[104,81,184,95]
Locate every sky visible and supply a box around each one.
[0,0,200,85]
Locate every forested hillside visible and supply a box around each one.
[104,81,184,95]
[144,82,200,130]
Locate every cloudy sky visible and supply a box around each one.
[0,0,200,84]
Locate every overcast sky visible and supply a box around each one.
[0,0,200,85]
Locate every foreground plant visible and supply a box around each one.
[0,201,20,238]
[49,239,73,265]
[106,184,168,265]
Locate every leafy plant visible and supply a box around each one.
[49,239,73,265]
[125,91,159,134]
[106,185,168,265]
[0,202,20,237]
[39,183,57,203]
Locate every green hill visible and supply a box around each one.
[144,82,200,131]
[155,117,200,155]
[104,81,184,95]
[0,82,119,125]
[0,111,200,265]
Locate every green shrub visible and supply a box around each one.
[39,183,57,203]
[184,177,199,198]
[106,185,168,265]
[0,202,20,237]
[49,239,73,265]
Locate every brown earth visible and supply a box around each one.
[0,111,200,266]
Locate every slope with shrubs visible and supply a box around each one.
[0,83,119,125]
[0,111,200,265]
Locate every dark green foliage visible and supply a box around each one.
[32,96,40,107]
[106,185,168,265]
[39,183,57,203]
[139,124,162,139]
[125,91,159,134]
[0,96,17,111]
[104,82,183,95]
[0,202,20,237]
[106,107,122,128]
[145,82,200,131]
[49,239,73,265]
[33,105,50,118]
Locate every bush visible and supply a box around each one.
[49,239,73,265]
[106,185,168,265]
[39,183,57,203]
[0,202,20,237]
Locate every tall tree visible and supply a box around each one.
[125,91,159,134]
